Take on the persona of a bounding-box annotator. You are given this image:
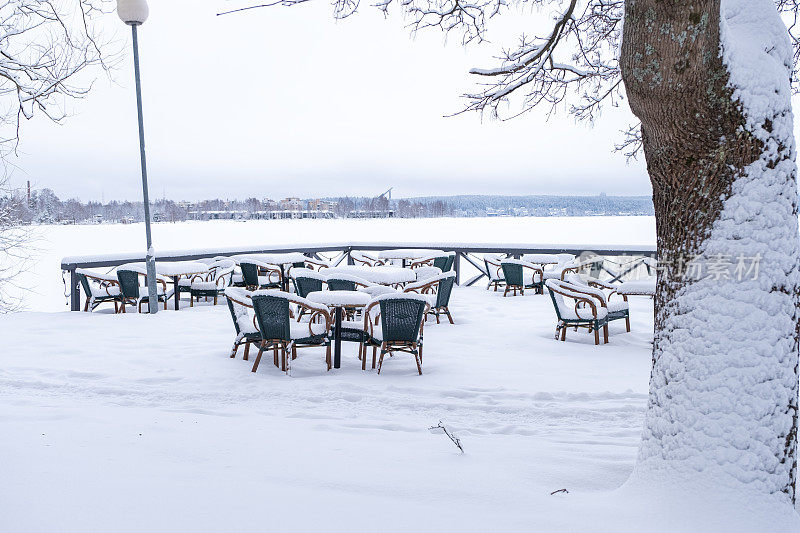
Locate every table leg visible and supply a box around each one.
[281,266,289,292]
[334,306,342,369]
[173,276,180,311]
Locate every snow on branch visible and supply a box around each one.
[0,0,114,155]
[428,420,464,452]
[460,0,623,122]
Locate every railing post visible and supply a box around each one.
[347,247,354,265]
[454,251,462,285]
[69,268,80,311]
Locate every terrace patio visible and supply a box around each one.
[0,281,654,531]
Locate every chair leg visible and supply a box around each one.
[326,344,332,371]
[414,349,422,376]
[163,298,167,310]
[445,308,454,324]
[244,342,251,361]
[230,342,239,359]
[292,344,297,361]
[625,316,631,332]
[273,346,279,367]
[190,296,193,307]
[561,327,566,341]
[252,342,265,372]
[377,348,386,374]
[603,325,609,344]
[594,327,600,345]
[372,346,378,369]
[83,299,89,312]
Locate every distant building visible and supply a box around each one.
[187,210,249,221]
[307,199,337,212]
[279,197,303,211]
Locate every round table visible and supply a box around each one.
[377,249,442,267]
[306,290,372,369]
[325,265,416,286]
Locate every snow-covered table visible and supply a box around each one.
[616,279,656,298]
[325,266,416,286]
[521,254,560,266]
[306,290,372,369]
[378,248,443,267]
[233,253,309,292]
[120,261,209,310]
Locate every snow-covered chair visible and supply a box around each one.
[359,293,429,374]
[483,253,505,292]
[240,261,282,291]
[189,260,235,306]
[500,259,543,296]
[290,268,328,321]
[350,251,380,267]
[404,271,456,324]
[76,268,123,313]
[249,290,332,373]
[563,273,630,333]
[116,269,172,313]
[410,252,455,273]
[223,287,261,361]
[542,254,578,281]
[545,279,609,345]
[326,273,373,292]
[414,266,442,281]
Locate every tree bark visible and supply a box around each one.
[621,0,799,501]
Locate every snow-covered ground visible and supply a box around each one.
[1,283,655,532]
[2,218,795,531]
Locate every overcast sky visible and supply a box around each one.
[7,1,654,202]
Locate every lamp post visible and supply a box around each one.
[118,0,157,314]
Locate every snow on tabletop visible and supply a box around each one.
[119,261,210,277]
[616,279,656,296]
[305,290,372,307]
[325,266,416,285]
[521,253,560,264]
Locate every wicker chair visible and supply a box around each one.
[410,252,454,272]
[223,287,262,361]
[360,294,429,374]
[325,273,372,292]
[189,260,235,307]
[545,279,609,345]
[116,269,172,313]
[240,261,282,291]
[249,290,332,373]
[414,266,442,281]
[350,251,380,267]
[404,271,456,324]
[290,268,327,321]
[563,274,630,333]
[76,269,123,313]
[500,260,543,296]
[483,253,505,292]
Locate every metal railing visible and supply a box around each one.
[61,241,657,311]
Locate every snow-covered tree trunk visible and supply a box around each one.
[621,0,800,500]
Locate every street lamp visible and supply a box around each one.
[118,0,157,314]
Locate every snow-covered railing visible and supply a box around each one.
[61,242,656,311]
